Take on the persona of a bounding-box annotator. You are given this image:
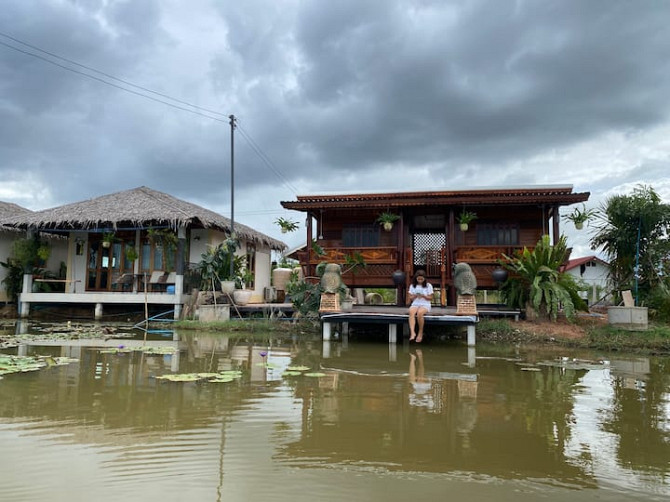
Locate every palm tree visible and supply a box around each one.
[590,185,670,302]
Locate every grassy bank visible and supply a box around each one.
[477,318,670,354]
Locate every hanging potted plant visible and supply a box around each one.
[274,217,300,234]
[457,211,478,231]
[563,204,597,230]
[125,245,138,262]
[376,212,400,231]
[102,232,116,248]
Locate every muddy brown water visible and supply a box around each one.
[0,323,668,501]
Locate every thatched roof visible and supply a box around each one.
[8,186,286,250]
[0,201,32,232]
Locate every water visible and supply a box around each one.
[0,324,669,501]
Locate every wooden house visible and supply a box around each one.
[281,185,589,306]
[7,187,286,318]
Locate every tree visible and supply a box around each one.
[590,185,670,303]
[500,235,586,321]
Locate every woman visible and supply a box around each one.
[408,269,433,343]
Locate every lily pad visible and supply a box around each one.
[282,371,303,376]
[304,372,327,378]
[286,365,311,371]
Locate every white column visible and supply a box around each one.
[388,323,397,343]
[95,303,103,320]
[467,346,476,368]
[467,324,476,346]
[323,322,332,340]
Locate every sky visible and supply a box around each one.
[1,0,670,257]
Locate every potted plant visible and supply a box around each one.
[125,245,138,262]
[457,210,478,231]
[563,204,597,230]
[196,240,243,295]
[376,212,400,231]
[274,217,300,233]
[102,232,116,248]
[233,268,254,305]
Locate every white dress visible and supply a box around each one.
[409,283,433,311]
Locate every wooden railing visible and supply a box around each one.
[316,246,399,265]
[455,246,529,264]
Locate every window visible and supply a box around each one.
[476,224,519,245]
[342,224,379,247]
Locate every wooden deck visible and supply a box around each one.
[318,304,519,346]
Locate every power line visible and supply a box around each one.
[0,31,301,197]
[0,31,231,119]
[0,39,229,124]
[237,123,300,195]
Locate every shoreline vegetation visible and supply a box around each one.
[173,317,670,355]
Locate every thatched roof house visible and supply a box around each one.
[0,201,31,230]
[10,186,286,251]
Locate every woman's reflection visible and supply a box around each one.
[408,349,434,410]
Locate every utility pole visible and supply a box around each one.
[229,114,236,279]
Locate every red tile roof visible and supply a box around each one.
[562,255,609,272]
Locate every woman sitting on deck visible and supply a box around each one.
[408,269,433,343]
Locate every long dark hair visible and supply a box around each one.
[411,269,429,288]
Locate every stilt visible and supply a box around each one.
[95,303,103,320]
[467,346,476,367]
[388,323,397,343]
[323,340,332,358]
[323,321,332,341]
[467,324,476,346]
[389,342,397,362]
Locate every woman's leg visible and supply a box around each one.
[408,306,418,340]
[416,307,429,342]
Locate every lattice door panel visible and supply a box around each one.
[412,233,446,277]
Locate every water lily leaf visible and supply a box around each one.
[283,371,303,376]
[304,372,327,378]
[208,377,235,383]
[286,365,310,371]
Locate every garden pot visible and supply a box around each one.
[383,222,393,232]
[460,223,469,231]
[233,289,252,306]
[575,221,584,230]
[220,280,236,294]
[392,270,406,286]
[102,241,111,248]
[492,268,508,283]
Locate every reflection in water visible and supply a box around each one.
[0,327,668,501]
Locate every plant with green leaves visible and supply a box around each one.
[274,217,300,233]
[376,212,400,231]
[590,185,670,304]
[196,240,245,291]
[563,204,598,230]
[500,235,586,321]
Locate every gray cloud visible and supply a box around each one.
[1,0,669,252]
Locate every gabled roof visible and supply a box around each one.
[7,186,286,250]
[562,255,610,272]
[281,185,590,211]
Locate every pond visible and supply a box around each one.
[0,321,669,501]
